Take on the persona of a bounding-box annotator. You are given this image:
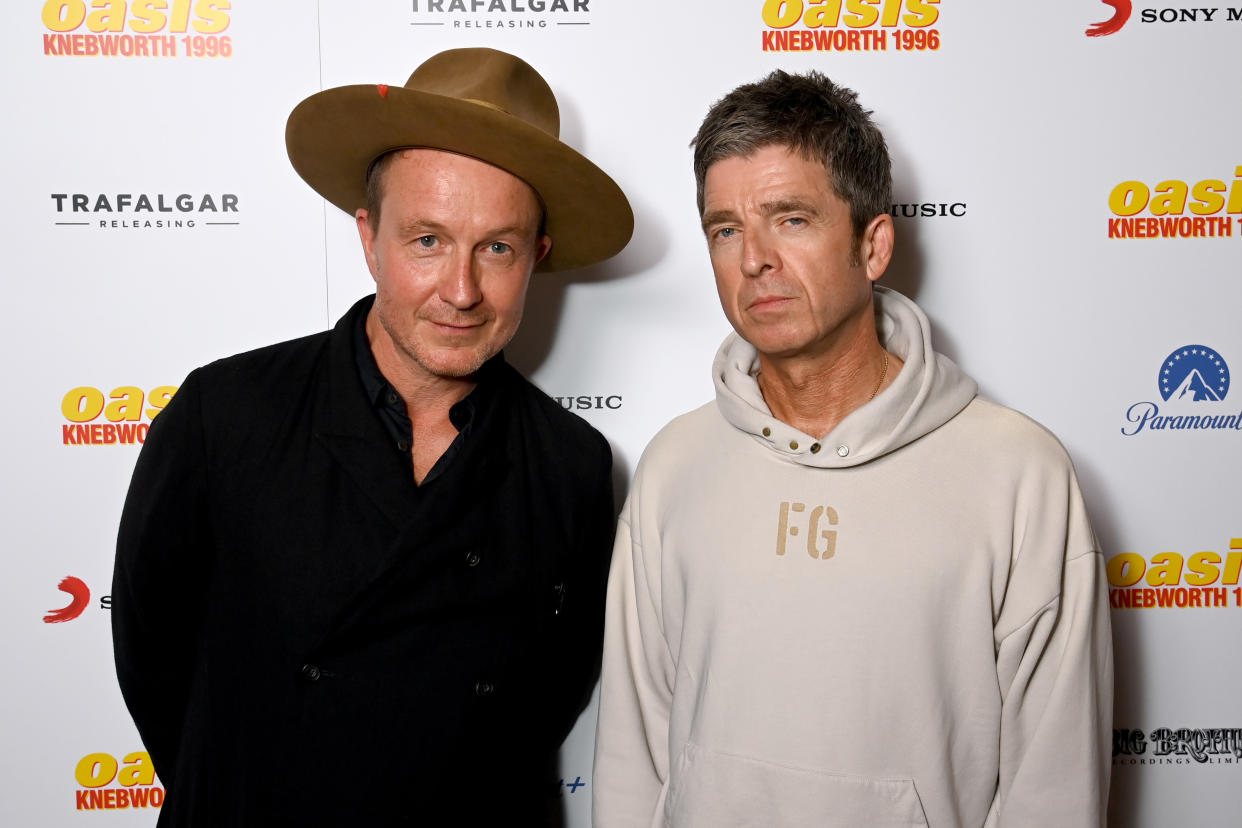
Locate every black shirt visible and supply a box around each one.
[352,305,504,486]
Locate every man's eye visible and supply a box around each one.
[489,242,512,255]
[416,235,437,248]
[785,217,805,227]
[715,227,736,239]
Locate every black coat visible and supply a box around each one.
[112,297,615,826]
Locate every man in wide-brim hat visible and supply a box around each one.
[113,47,632,826]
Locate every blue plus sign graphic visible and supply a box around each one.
[565,776,585,793]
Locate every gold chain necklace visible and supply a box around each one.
[867,351,890,402]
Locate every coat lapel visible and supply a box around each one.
[305,296,517,648]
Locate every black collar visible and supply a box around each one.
[351,297,508,483]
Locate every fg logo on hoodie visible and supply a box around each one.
[776,502,839,559]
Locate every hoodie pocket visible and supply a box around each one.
[666,741,929,828]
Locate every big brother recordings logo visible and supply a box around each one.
[1114,728,1242,766]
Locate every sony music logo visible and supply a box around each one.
[554,395,622,411]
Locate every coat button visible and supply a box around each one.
[474,681,495,697]
[300,664,322,682]
[465,551,482,567]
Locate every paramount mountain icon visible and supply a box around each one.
[1122,344,1238,436]
[1169,370,1220,402]
[1159,345,1229,402]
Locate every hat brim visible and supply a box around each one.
[286,84,633,273]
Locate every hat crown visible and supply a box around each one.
[404,47,560,138]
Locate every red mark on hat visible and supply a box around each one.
[44,576,90,623]
[1086,0,1131,36]
[377,84,389,98]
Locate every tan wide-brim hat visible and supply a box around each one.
[286,47,633,273]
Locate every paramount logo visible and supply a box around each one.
[1121,404,1242,436]
[1122,345,1235,436]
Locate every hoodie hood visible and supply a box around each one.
[713,286,977,469]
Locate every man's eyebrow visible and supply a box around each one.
[700,209,737,232]
[701,198,824,233]
[482,224,535,239]
[760,198,821,218]
[396,218,447,236]
[396,220,534,239]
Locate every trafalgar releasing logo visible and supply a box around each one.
[51,192,240,231]
[1108,538,1242,609]
[61,385,177,446]
[1108,168,1241,240]
[1121,345,1238,436]
[43,576,112,622]
[1114,728,1242,766]
[760,0,942,54]
[75,752,164,811]
[42,0,233,59]
[409,0,592,31]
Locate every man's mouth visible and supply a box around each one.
[746,295,793,312]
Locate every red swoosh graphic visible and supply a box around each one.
[43,576,90,623]
[1087,0,1131,36]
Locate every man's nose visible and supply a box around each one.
[740,226,777,278]
[439,254,483,309]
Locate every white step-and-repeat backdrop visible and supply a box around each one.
[3,1,1238,825]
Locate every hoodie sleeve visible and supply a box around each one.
[990,469,1113,827]
[593,493,677,828]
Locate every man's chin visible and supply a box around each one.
[414,347,496,381]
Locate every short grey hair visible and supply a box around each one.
[691,69,892,240]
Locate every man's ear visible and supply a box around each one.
[534,234,553,266]
[861,213,894,283]
[355,209,380,282]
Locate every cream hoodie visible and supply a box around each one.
[593,287,1111,828]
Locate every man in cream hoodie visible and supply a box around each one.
[592,70,1112,827]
